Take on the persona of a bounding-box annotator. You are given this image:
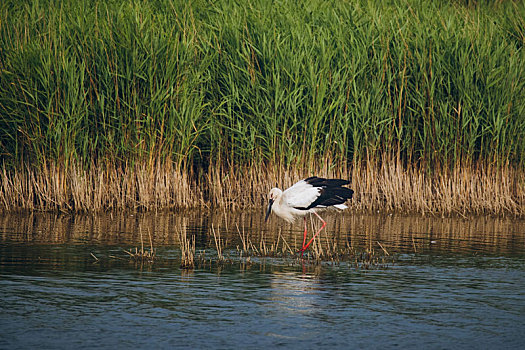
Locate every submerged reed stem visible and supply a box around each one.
[178,221,195,269]
[211,224,224,261]
[124,229,156,262]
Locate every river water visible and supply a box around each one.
[1,211,524,349]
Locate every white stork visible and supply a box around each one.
[265,176,354,256]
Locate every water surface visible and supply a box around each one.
[1,212,524,349]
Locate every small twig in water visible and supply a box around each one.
[377,241,390,256]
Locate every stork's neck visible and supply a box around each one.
[271,190,297,223]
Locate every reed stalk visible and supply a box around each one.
[178,220,195,269]
[211,223,224,261]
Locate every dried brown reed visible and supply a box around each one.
[211,223,224,261]
[236,224,248,253]
[295,221,391,268]
[124,228,156,262]
[177,219,195,269]
[0,159,523,216]
[236,221,294,259]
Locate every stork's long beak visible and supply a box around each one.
[265,199,274,222]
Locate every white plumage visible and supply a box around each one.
[265,176,354,255]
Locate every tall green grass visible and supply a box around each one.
[0,0,524,212]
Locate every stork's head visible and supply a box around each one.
[265,188,282,222]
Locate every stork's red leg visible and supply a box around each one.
[302,216,307,249]
[302,212,326,251]
[297,216,309,257]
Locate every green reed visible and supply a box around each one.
[0,0,524,208]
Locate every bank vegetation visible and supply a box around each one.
[0,0,524,215]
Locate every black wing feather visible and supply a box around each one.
[304,176,350,188]
[295,177,354,210]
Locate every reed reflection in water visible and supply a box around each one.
[0,211,523,256]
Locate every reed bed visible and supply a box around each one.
[0,160,522,215]
[202,222,394,268]
[0,0,524,215]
